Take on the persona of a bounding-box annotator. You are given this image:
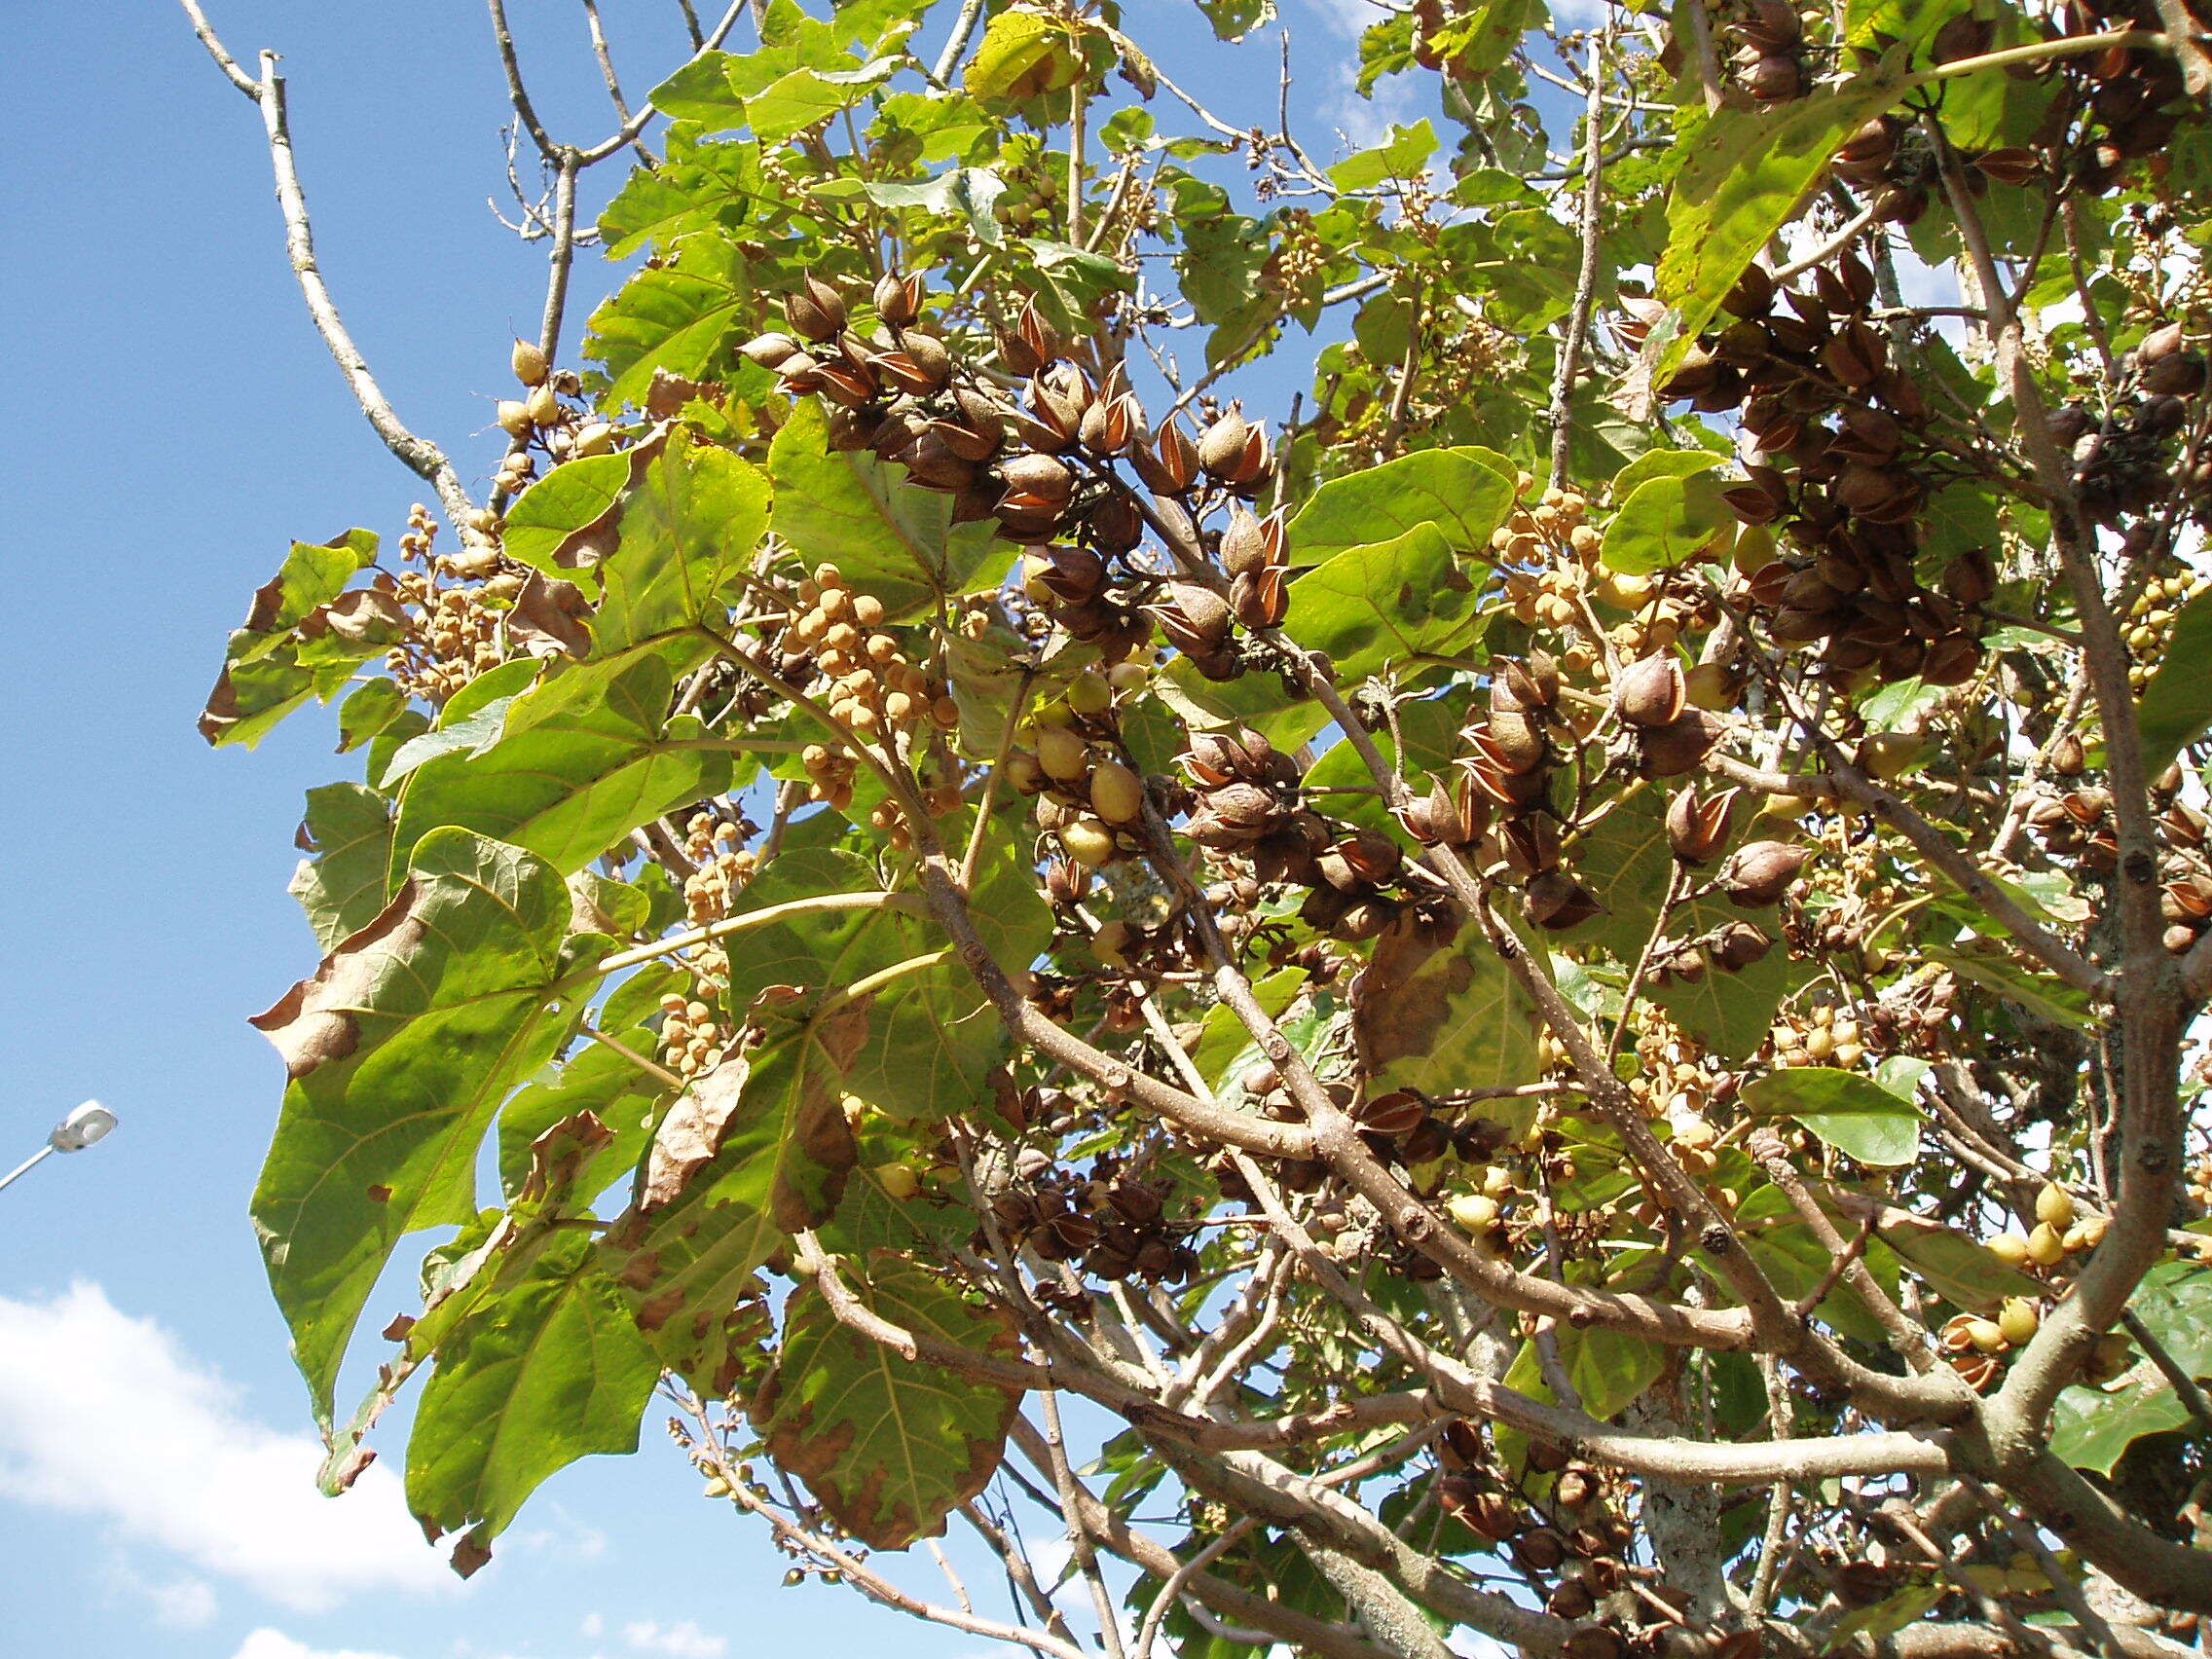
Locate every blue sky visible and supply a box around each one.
[0,3,1439,1657]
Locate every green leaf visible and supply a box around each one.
[1193,0,1274,40]
[1925,942,2094,1029]
[1287,446,1517,566]
[593,430,771,650]
[746,57,901,144]
[864,166,1008,246]
[598,133,757,260]
[497,1033,668,1205]
[756,1255,1022,1548]
[603,993,870,1390]
[501,454,634,590]
[1652,72,1911,389]
[1428,0,1535,77]
[767,400,998,619]
[2128,1260,2212,1377]
[1353,917,1541,1114]
[405,1229,659,1556]
[289,782,400,952]
[1559,785,1679,964]
[1742,1065,1925,1166]
[201,531,387,748]
[1609,448,1722,501]
[1285,524,1484,683]
[2049,1370,2192,1476]
[965,9,1082,100]
[1643,897,1808,1061]
[1328,121,1439,193]
[1602,471,1730,574]
[1871,1207,2044,1312]
[584,240,751,411]
[337,680,413,754]
[2137,587,2212,778]
[1502,1320,1665,1421]
[250,830,594,1421]
[392,645,730,878]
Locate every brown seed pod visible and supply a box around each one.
[1666,786,1738,865]
[1707,918,1774,971]
[1637,708,1725,777]
[872,269,922,327]
[1152,583,1235,654]
[786,273,847,341]
[1616,654,1688,728]
[1722,840,1809,906]
[1354,1088,1427,1137]
[1525,870,1603,931]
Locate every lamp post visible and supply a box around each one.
[0,1102,119,1195]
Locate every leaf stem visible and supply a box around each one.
[595,890,922,976]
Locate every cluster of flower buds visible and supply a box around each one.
[681,810,757,925]
[658,992,727,1080]
[987,1163,1196,1284]
[774,563,959,765]
[1770,1003,1866,1069]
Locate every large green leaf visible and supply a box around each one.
[405,1228,659,1558]
[2050,1369,2193,1476]
[1651,72,1910,388]
[391,645,730,878]
[1645,895,1809,1061]
[1601,471,1730,574]
[593,430,771,651]
[249,830,597,1421]
[767,400,1000,620]
[746,57,901,145]
[603,993,869,1390]
[598,133,759,260]
[965,9,1083,100]
[1563,784,1679,964]
[501,453,633,592]
[2049,1262,2212,1472]
[497,1032,669,1204]
[1502,1318,1664,1421]
[1353,917,1541,1119]
[585,240,752,411]
[201,531,389,748]
[1284,523,1484,683]
[756,1255,1023,1548]
[2137,586,2212,779]
[290,782,399,951]
[1285,446,1517,567]
[1743,1065,1926,1167]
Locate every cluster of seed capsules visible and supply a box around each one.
[742,276,1281,672]
[1647,252,1998,692]
[984,1159,1198,1285]
[1429,1431,1682,1659]
[2026,780,2212,955]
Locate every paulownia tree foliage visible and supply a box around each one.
[186,0,2212,1650]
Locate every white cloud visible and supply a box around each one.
[105,1560,221,1629]
[622,1620,726,1658]
[230,1631,409,1659]
[581,1614,606,1638]
[0,1282,454,1612]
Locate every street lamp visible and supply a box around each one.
[0,1101,119,1195]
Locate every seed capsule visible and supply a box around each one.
[1089,759,1145,825]
[2035,1183,2076,1230]
[511,337,549,386]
